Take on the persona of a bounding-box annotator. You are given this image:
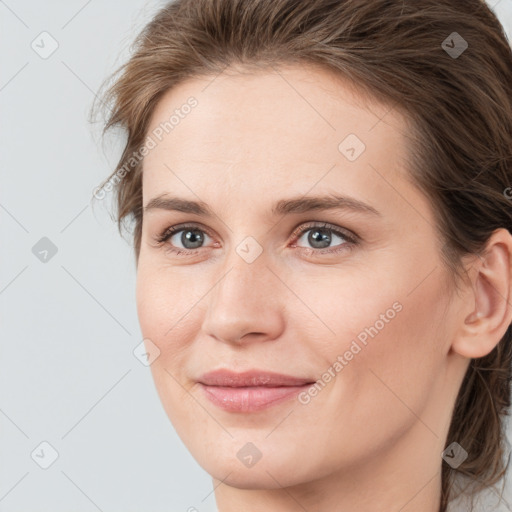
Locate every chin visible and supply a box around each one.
[194,443,314,490]
[208,464,297,490]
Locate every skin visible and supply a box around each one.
[135,63,512,512]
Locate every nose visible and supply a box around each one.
[201,249,285,346]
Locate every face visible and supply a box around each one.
[136,64,461,489]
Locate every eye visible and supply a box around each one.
[290,222,357,254]
[156,223,214,255]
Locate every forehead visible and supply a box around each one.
[141,63,412,211]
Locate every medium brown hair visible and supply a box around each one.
[95,1,512,509]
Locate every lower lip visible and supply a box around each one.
[199,384,312,412]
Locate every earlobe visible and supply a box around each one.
[453,229,512,360]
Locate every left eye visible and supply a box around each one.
[294,225,350,250]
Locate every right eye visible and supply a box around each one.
[156,223,215,255]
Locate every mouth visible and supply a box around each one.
[197,369,316,413]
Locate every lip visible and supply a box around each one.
[197,369,316,412]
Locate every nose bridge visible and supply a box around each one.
[202,238,284,343]
[214,238,273,310]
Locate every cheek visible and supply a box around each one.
[317,269,450,433]
[135,259,202,338]
[135,263,196,388]
[136,265,199,428]
[270,271,451,475]
[136,283,171,336]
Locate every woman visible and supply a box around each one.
[95,0,512,510]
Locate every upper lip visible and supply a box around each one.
[198,369,315,387]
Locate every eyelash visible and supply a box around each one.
[155,222,358,257]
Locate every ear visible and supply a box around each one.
[452,228,512,359]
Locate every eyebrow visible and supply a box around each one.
[143,194,381,217]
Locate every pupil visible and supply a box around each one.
[309,228,331,249]
[183,230,203,249]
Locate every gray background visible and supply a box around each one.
[1,1,511,511]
